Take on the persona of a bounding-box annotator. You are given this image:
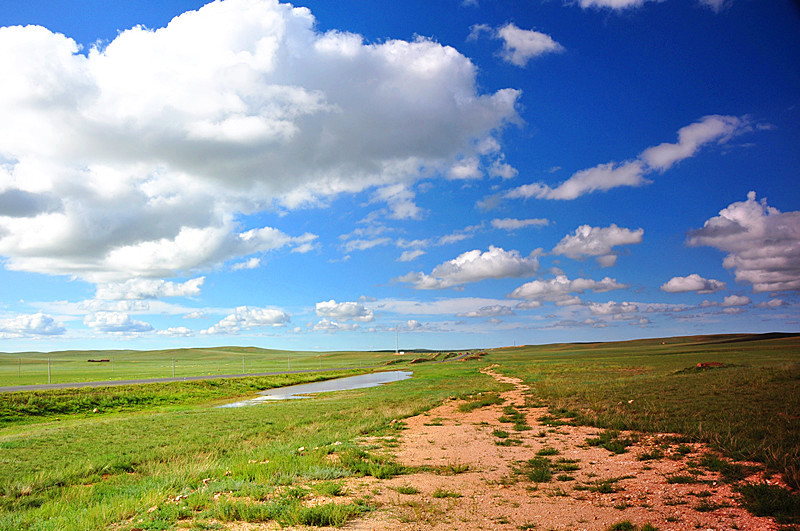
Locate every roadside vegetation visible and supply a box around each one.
[0,333,798,529]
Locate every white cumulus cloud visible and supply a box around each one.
[508,275,627,303]
[660,274,726,294]
[722,294,751,307]
[687,192,800,292]
[496,23,564,67]
[552,224,643,266]
[0,313,65,338]
[204,305,290,334]
[0,0,519,282]
[84,312,154,333]
[397,245,540,289]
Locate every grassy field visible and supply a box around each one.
[1,334,798,530]
[0,347,425,386]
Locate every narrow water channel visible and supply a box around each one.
[218,370,412,408]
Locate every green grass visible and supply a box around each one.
[2,333,799,528]
[0,356,501,530]
[457,392,504,412]
[490,334,800,490]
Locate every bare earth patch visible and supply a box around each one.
[325,365,779,531]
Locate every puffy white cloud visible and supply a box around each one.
[506,161,648,201]
[503,115,749,202]
[0,313,65,337]
[457,305,515,318]
[552,224,643,266]
[496,23,565,67]
[0,0,519,281]
[660,274,726,294]
[640,115,750,171]
[491,218,549,230]
[508,275,627,302]
[315,299,374,322]
[95,277,205,300]
[687,192,800,292]
[204,305,290,334]
[397,245,539,289]
[722,294,751,307]
[84,312,154,333]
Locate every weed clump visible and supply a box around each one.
[586,430,635,454]
[735,483,800,525]
[458,392,504,413]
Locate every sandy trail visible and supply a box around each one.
[334,365,778,531]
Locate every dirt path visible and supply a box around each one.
[336,365,778,530]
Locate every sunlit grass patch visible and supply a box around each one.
[457,392,504,413]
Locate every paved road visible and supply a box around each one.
[0,353,471,393]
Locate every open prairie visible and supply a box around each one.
[1,333,799,530]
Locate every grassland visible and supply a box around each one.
[0,346,407,386]
[1,333,798,530]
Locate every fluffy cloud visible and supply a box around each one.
[552,224,643,266]
[0,313,65,337]
[687,192,800,292]
[496,23,564,67]
[95,277,205,300]
[491,218,549,230]
[397,246,540,289]
[204,305,290,334]
[722,294,751,307]
[0,0,519,281]
[661,274,726,294]
[640,115,749,171]
[315,299,374,322]
[504,115,749,201]
[508,275,627,302]
[84,312,154,333]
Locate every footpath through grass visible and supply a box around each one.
[491,333,800,524]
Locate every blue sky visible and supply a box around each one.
[1,0,798,352]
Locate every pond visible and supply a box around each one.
[218,370,412,408]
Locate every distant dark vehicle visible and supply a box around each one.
[87,359,110,363]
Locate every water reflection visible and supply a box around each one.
[218,370,412,408]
